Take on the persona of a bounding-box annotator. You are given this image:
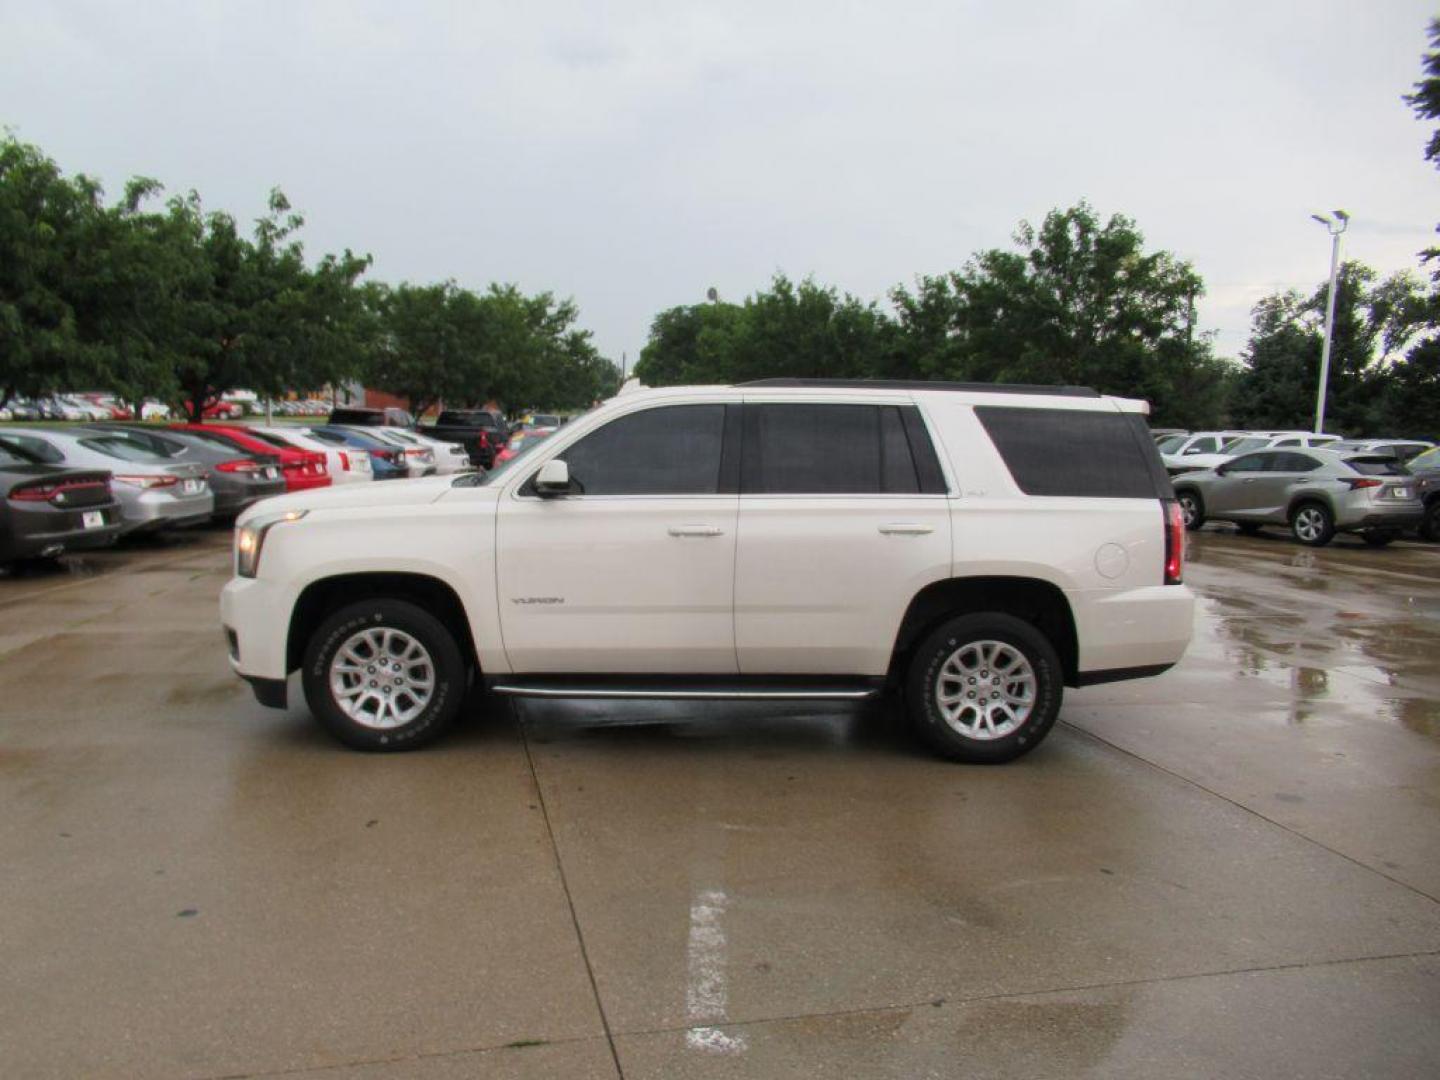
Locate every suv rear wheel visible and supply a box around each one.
[906,613,1063,764]
[302,599,465,751]
[1290,502,1335,547]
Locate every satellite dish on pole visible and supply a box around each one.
[706,287,718,304]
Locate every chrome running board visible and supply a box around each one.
[489,679,882,701]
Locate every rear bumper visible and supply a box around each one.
[1073,584,1195,678]
[121,490,215,533]
[3,504,124,560]
[1339,509,1424,531]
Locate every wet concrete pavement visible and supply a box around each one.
[1,526,1438,1078]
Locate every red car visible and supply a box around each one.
[169,424,331,492]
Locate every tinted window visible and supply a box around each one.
[1225,453,1272,472]
[744,404,905,495]
[881,406,919,493]
[1187,437,1219,454]
[1279,452,1321,472]
[1156,435,1186,454]
[563,405,724,495]
[437,411,499,429]
[1346,456,1408,476]
[975,407,1161,498]
[1275,438,1300,447]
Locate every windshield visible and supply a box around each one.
[1222,437,1267,454]
[1409,447,1440,471]
[480,430,555,485]
[1155,435,1186,454]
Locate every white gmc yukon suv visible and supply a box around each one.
[221,380,1194,763]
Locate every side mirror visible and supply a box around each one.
[1215,464,1230,476]
[534,459,571,497]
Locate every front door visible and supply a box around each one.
[495,402,739,674]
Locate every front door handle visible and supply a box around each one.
[668,524,724,537]
[879,523,934,535]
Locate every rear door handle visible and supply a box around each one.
[668,524,724,537]
[879,523,934,535]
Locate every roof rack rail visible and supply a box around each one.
[736,378,1101,398]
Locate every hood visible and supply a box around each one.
[236,474,466,525]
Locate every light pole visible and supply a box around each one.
[1309,209,1349,434]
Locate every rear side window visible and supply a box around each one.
[563,404,725,495]
[742,403,944,495]
[0,434,63,463]
[975,406,1161,498]
[1278,453,1321,472]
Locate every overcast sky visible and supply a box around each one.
[3,0,1437,369]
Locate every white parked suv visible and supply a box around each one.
[221,380,1195,763]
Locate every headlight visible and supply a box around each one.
[235,510,307,578]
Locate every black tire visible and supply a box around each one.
[1361,530,1396,548]
[1289,501,1335,547]
[1236,522,1263,536]
[302,599,465,751]
[1421,501,1440,543]
[1176,490,1205,531]
[906,613,1064,764]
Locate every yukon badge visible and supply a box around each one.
[512,597,565,605]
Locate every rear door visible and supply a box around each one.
[733,400,951,675]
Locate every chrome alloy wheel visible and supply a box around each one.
[329,627,435,730]
[1293,506,1327,543]
[934,640,1036,740]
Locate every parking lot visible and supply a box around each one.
[2,526,1438,1079]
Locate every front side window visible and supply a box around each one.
[1224,453,1273,473]
[561,404,725,495]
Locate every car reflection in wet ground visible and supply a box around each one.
[1,526,1438,1079]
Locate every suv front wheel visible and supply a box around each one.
[302,599,466,751]
[906,613,1063,764]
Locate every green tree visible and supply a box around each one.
[0,136,96,405]
[1235,263,1421,433]
[635,275,890,386]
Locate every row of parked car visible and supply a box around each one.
[0,421,479,568]
[0,393,172,422]
[1150,429,1438,547]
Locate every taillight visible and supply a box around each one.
[114,474,178,489]
[1343,477,1383,490]
[216,459,264,474]
[339,451,350,471]
[477,432,491,449]
[1163,498,1185,585]
[9,479,109,503]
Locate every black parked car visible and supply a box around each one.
[0,443,124,566]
